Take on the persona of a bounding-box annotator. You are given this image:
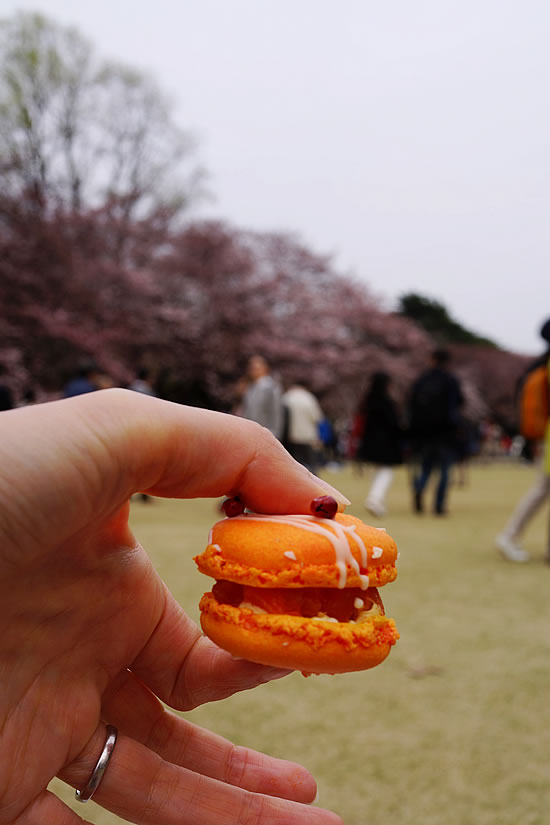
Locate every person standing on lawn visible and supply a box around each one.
[241,355,284,440]
[408,348,464,516]
[282,381,324,471]
[496,317,550,563]
[356,371,404,518]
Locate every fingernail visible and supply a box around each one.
[292,460,351,509]
[312,476,351,509]
[313,788,320,804]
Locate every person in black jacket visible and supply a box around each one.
[408,348,464,515]
[356,371,403,518]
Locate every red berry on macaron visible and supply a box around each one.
[222,496,245,518]
[310,495,338,519]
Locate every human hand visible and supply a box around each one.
[0,390,347,825]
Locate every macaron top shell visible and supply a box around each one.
[195,512,398,589]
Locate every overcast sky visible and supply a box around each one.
[3,0,549,353]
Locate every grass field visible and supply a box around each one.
[50,461,550,825]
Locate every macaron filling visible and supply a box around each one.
[211,580,385,624]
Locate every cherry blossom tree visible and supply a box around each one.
[0,12,200,221]
[0,189,530,431]
[450,344,530,431]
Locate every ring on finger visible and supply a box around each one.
[75,725,118,803]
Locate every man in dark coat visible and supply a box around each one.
[408,348,464,515]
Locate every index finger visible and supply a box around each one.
[0,390,349,557]
[12,389,348,518]
[105,390,348,512]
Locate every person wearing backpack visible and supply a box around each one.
[496,318,550,563]
[408,348,464,515]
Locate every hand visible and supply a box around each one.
[0,389,347,825]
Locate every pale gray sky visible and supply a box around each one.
[3,0,549,353]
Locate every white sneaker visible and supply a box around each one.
[365,498,385,518]
[496,534,530,563]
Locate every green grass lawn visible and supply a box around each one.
[50,461,550,825]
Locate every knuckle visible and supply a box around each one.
[238,792,268,825]
[224,744,250,788]
[144,705,174,752]
[240,418,279,450]
[142,760,177,822]
[145,708,193,766]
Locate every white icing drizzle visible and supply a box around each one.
[208,528,213,545]
[354,597,364,609]
[372,546,383,559]
[283,550,297,560]
[376,527,387,532]
[229,514,370,589]
[212,544,222,554]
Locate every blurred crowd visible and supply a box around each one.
[1,319,548,564]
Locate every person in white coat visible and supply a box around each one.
[282,383,324,471]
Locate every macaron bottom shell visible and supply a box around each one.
[199,592,399,675]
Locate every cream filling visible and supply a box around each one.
[237,600,382,623]
[353,602,383,623]
[238,600,269,614]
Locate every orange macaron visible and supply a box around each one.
[194,511,399,675]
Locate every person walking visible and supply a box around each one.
[408,348,464,515]
[496,317,550,563]
[241,355,283,439]
[356,372,403,518]
[282,382,324,471]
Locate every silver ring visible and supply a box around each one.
[75,725,118,803]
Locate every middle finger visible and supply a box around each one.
[61,724,344,825]
[102,669,317,803]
